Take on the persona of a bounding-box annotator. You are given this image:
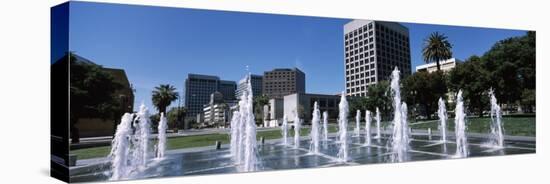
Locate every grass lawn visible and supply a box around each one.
[409,116,535,137]
[72,125,340,160]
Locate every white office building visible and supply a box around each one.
[344,20,412,97]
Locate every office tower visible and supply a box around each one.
[263,68,306,99]
[236,74,263,99]
[344,20,411,97]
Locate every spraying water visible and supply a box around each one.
[132,104,152,168]
[454,90,468,158]
[437,98,448,143]
[389,67,410,162]
[229,74,258,171]
[230,111,242,161]
[322,111,329,142]
[110,113,134,180]
[337,91,349,162]
[489,89,504,148]
[355,110,361,137]
[110,104,153,180]
[281,114,289,145]
[365,110,372,146]
[310,102,321,154]
[156,113,167,158]
[235,93,247,164]
[294,110,301,149]
[242,75,258,172]
[375,107,381,139]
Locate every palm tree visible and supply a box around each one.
[422,32,453,71]
[152,84,179,115]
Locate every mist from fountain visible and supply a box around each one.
[375,107,381,139]
[365,110,372,146]
[230,111,242,161]
[235,93,247,164]
[281,114,289,145]
[132,104,152,168]
[294,110,301,149]
[322,111,329,142]
[337,91,349,162]
[110,113,133,180]
[228,74,259,171]
[389,67,410,162]
[454,90,468,158]
[309,101,321,154]
[109,104,153,180]
[242,75,258,172]
[437,98,448,143]
[355,110,361,137]
[489,89,504,148]
[156,112,167,158]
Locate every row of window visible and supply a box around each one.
[347,77,376,87]
[347,67,376,76]
[345,22,374,40]
[346,73,376,82]
[346,31,374,44]
[346,43,375,56]
[345,37,374,51]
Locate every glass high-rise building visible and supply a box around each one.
[184,74,236,119]
[236,74,263,99]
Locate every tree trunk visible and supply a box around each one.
[436,60,441,71]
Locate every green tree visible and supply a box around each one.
[520,89,535,113]
[481,31,535,107]
[365,81,392,120]
[152,84,179,115]
[448,56,490,117]
[349,96,368,118]
[422,32,453,71]
[402,71,447,119]
[167,107,187,129]
[68,52,122,143]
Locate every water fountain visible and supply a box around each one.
[337,91,349,162]
[489,90,504,148]
[235,94,247,164]
[364,110,371,146]
[281,114,288,145]
[309,101,321,154]
[322,111,329,142]
[109,104,153,180]
[110,113,133,180]
[389,67,410,162]
[454,90,468,158]
[132,104,152,168]
[228,74,259,171]
[242,75,258,171]
[294,110,301,149]
[437,97,448,143]
[230,111,241,161]
[156,112,167,158]
[355,110,361,137]
[375,107,381,139]
[263,105,268,127]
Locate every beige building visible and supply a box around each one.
[415,58,461,73]
[415,58,462,104]
[263,68,306,99]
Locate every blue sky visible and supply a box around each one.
[67,2,527,111]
